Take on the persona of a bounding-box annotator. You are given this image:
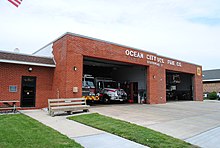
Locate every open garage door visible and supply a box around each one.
[166,70,193,101]
[83,57,147,103]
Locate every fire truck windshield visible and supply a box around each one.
[103,82,117,89]
[83,79,95,88]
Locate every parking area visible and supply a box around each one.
[90,101,220,147]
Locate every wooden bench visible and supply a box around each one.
[0,100,20,113]
[48,98,90,117]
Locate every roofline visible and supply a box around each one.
[203,69,220,72]
[32,33,69,55]
[203,79,220,82]
[33,32,201,67]
[33,32,157,55]
[32,42,53,55]
[0,59,56,67]
[0,50,53,59]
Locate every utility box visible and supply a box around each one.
[73,87,78,93]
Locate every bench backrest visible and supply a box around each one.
[48,98,87,109]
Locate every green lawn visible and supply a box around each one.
[0,114,82,148]
[69,113,197,148]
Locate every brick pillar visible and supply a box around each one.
[52,36,83,99]
[65,53,83,98]
[52,36,68,99]
[193,74,203,101]
[147,65,166,104]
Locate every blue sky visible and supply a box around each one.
[0,0,220,70]
[189,17,220,26]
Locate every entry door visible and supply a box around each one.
[21,76,36,107]
[129,82,139,103]
[133,82,138,103]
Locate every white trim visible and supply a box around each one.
[0,59,56,67]
[53,57,56,65]
[203,79,220,82]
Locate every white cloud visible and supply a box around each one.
[0,0,220,70]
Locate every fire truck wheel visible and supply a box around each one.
[105,98,109,103]
[103,95,110,103]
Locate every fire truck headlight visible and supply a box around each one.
[89,92,95,96]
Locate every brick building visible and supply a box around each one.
[0,32,203,108]
[203,69,220,97]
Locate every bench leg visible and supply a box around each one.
[67,111,72,115]
[83,109,89,112]
[49,110,54,117]
[13,103,16,113]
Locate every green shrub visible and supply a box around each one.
[208,91,218,100]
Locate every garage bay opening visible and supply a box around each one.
[83,57,147,104]
[166,70,193,101]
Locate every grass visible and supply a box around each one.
[69,113,197,148]
[0,114,82,148]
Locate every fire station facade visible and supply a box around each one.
[0,32,203,108]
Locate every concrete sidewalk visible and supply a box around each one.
[21,110,148,148]
[90,101,220,148]
[186,126,220,148]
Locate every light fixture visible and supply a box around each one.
[153,75,156,79]
[73,66,77,71]
[28,67,32,72]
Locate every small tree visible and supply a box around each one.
[208,91,218,100]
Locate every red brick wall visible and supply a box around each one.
[51,34,203,103]
[0,63,54,108]
[51,36,68,99]
[147,66,166,104]
[0,33,203,109]
[194,74,203,101]
[203,82,220,93]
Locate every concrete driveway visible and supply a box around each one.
[90,101,220,148]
